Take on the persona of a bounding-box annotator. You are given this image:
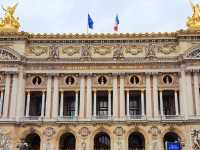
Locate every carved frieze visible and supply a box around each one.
[145,44,156,58]
[81,45,91,57]
[125,45,143,55]
[157,44,177,55]
[191,129,200,150]
[28,46,48,56]
[62,45,80,56]
[0,47,18,60]
[49,45,59,58]
[93,45,112,56]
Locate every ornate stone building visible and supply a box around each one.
[1,1,200,150]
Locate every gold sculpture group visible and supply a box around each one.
[0,0,200,32]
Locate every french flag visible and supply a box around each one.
[114,15,120,32]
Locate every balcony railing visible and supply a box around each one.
[92,115,113,121]
[57,116,78,122]
[126,115,147,121]
[161,115,184,121]
[20,116,44,122]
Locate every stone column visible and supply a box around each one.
[186,72,194,116]
[45,75,52,119]
[41,91,46,117]
[16,71,25,120]
[75,91,79,117]
[79,75,85,119]
[59,90,64,117]
[0,90,4,116]
[93,90,97,117]
[86,75,92,120]
[52,75,59,119]
[119,75,125,118]
[3,74,11,118]
[9,74,18,119]
[194,72,200,115]
[174,90,179,116]
[146,74,152,119]
[108,90,112,117]
[126,90,130,117]
[159,90,164,116]
[25,91,30,117]
[179,70,188,119]
[153,74,159,118]
[141,90,145,116]
[112,75,118,119]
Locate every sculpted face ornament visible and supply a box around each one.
[43,127,56,138]
[78,127,91,138]
[113,127,125,136]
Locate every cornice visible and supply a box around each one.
[0,30,199,41]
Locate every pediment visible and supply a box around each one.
[184,45,200,59]
[0,46,22,61]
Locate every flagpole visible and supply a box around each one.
[86,14,88,34]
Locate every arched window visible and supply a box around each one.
[128,132,145,150]
[59,133,76,150]
[25,133,41,150]
[94,132,110,150]
[163,132,181,150]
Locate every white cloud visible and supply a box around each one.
[0,0,193,33]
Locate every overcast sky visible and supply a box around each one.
[0,0,195,33]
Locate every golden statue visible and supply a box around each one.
[187,0,200,30]
[0,3,20,32]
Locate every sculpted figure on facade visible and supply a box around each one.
[192,129,200,150]
[49,45,59,58]
[0,129,10,150]
[80,45,91,58]
[113,45,124,59]
[145,44,156,58]
[158,44,177,55]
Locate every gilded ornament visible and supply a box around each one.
[62,46,80,56]
[125,45,143,55]
[187,0,200,30]
[28,46,48,56]
[93,45,112,56]
[0,3,20,32]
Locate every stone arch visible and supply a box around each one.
[24,133,41,150]
[90,127,113,150]
[55,127,78,150]
[161,127,185,149]
[21,128,42,140]
[0,46,22,61]
[125,127,149,150]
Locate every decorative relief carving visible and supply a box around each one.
[78,127,91,138]
[0,47,18,60]
[93,45,112,56]
[49,45,59,58]
[145,44,156,58]
[113,127,125,136]
[148,126,161,137]
[125,45,143,55]
[81,45,91,57]
[28,46,48,56]
[191,129,200,150]
[62,46,80,56]
[113,45,124,59]
[187,49,200,58]
[43,127,56,138]
[0,129,10,150]
[158,44,177,55]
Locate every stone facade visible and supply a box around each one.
[0,31,200,150]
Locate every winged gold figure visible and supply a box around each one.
[187,0,200,30]
[0,3,20,32]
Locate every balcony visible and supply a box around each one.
[126,115,147,121]
[92,115,113,121]
[57,116,78,122]
[161,115,184,121]
[20,116,44,122]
